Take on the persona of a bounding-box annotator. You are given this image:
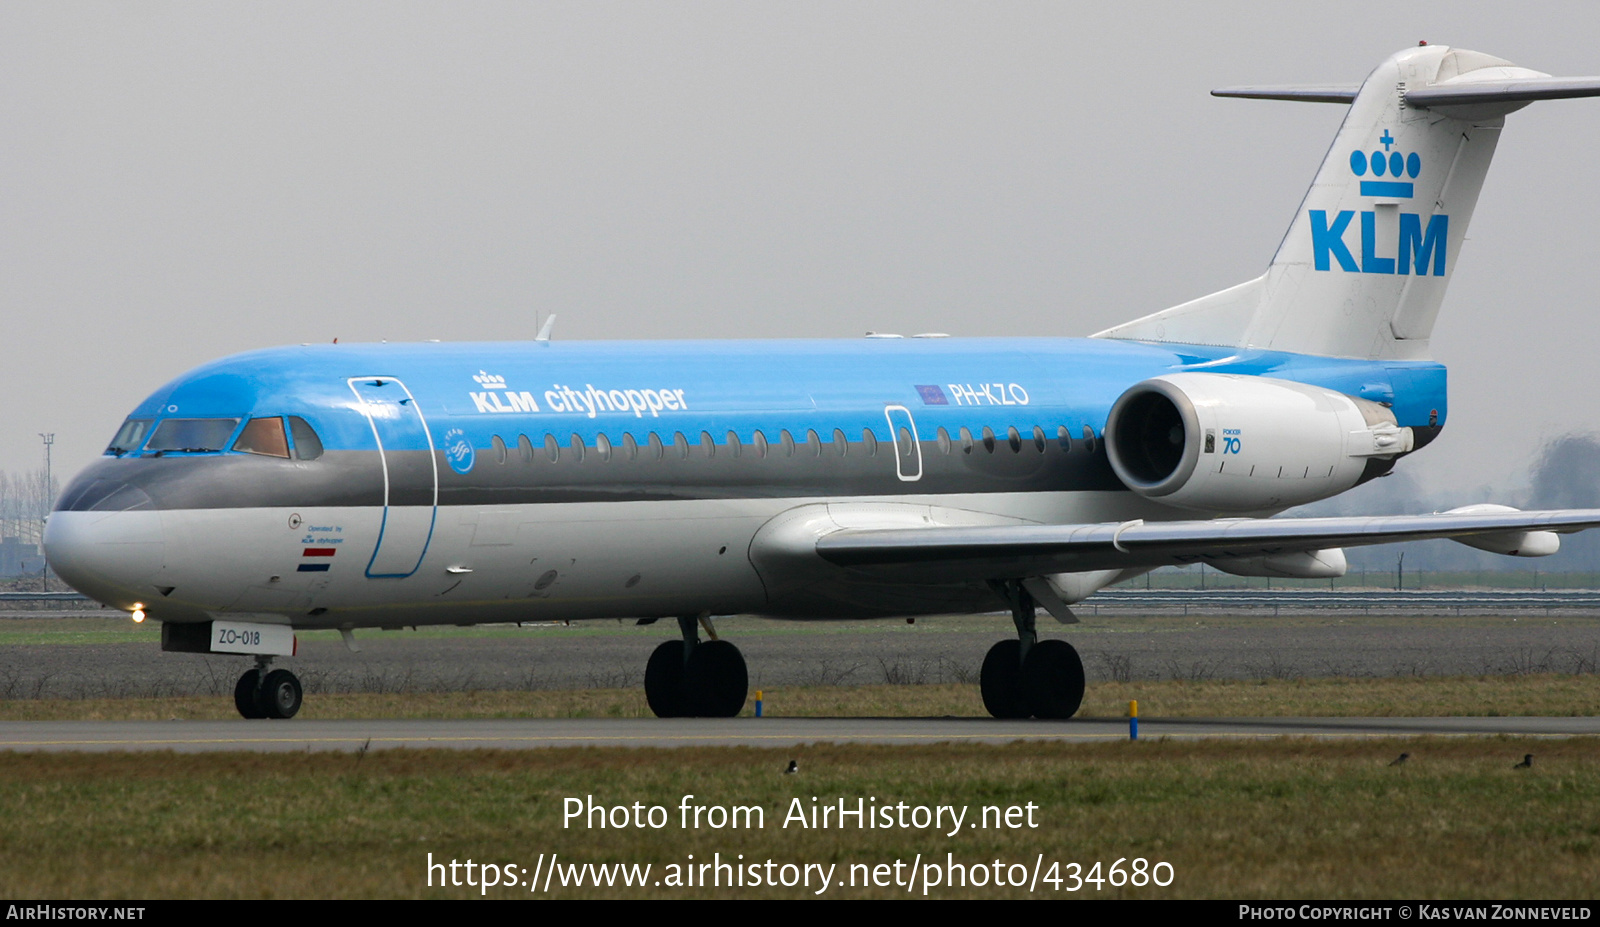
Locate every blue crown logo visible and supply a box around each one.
[1349,130,1419,198]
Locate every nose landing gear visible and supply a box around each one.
[644,614,748,718]
[233,657,303,720]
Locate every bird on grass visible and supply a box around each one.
[1388,753,1409,767]
[784,760,798,774]
[1514,754,1533,769]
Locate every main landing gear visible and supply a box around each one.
[233,656,303,720]
[980,580,1085,720]
[644,614,748,718]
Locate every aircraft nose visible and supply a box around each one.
[43,482,166,610]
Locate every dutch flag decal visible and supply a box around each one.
[298,547,336,572]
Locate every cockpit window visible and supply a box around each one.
[232,417,291,458]
[105,418,154,456]
[288,417,324,460]
[145,418,240,453]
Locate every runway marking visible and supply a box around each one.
[3,730,1594,749]
[1,733,1119,746]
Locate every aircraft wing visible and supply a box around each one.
[813,508,1600,583]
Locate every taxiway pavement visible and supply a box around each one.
[3,716,1598,753]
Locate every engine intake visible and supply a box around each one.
[1105,373,1413,513]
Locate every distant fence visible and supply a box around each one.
[0,592,90,602]
[1089,588,1600,615]
[0,591,96,611]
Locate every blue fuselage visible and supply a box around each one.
[45,336,1446,626]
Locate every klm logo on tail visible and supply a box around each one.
[1310,131,1448,277]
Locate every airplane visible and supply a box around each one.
[42,44,1600,721]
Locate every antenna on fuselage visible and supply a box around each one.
[535,314,557,343]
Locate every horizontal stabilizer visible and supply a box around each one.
[1209,77,1600,108]
[1407,76,1600,108]
[1211,84,1359,103]
[814,509,1600,584]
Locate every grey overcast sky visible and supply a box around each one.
[3,2,1597,501]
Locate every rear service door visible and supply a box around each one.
[884,405,922,482]
[348,377,439,578]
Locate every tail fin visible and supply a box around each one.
[1096,45,1600,361]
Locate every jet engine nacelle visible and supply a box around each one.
[1104,373,1413,514]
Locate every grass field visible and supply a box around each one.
[5,614,1598,899]
[4,674,1599,722]
[0,739,1594,899]
[5,611,1600,718]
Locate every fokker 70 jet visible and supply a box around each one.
[44,44,1600,720]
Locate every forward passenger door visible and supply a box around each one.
[348,377,439,578]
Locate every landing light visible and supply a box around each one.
[131,606,146,624]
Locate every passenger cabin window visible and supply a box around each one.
[622,433,639,460]
[981,426,996,453]
[647,432,664,461]
[959,427,974,454]
[779,430,795,457]
[491,435,508,464]
[596,433,612,461]
[106,418,154,456]
[148,418,240,453]
[1007,427,1022,453]
[569,434,585,462]
[861,428,878,457]
[288,417,324,460]
[233,418,291,458]
[1082,425,1097,455]
[726,431,742,457]
[832,429,849,457]
[1058,425,1072,453]
[673,432,690,459]
[752,430,768,458]
[544,434,560,462]
[517,434,534,464]
[1033,426,1046,453]
[699,431,716,458]
[805,429,822,457]
[936,427,951,455]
